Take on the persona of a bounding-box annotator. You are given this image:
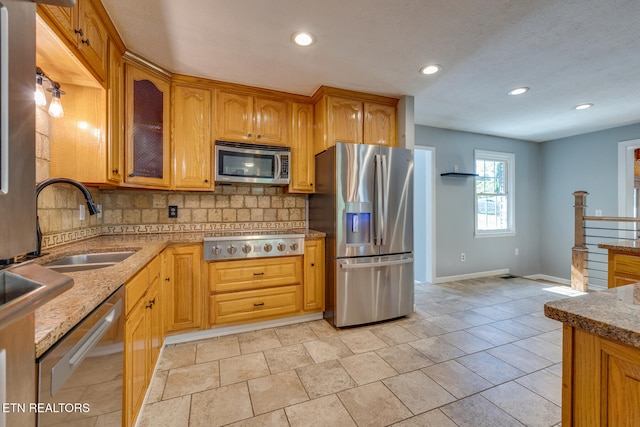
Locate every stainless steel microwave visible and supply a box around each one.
[214,141,291,185]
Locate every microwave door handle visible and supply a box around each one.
[276,154,282,180]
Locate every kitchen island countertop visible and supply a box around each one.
[598,240,640,253]
[544,283,640,348]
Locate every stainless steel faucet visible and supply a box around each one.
[31,178,100,256]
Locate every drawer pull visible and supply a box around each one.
[253,272,264,276]
[253,302,265,307]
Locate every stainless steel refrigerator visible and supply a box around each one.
[310,143,414,327]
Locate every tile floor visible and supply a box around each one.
[138,276,569,426]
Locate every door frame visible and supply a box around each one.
[414,145,436,283]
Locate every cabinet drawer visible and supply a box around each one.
[209,256,302,293]
[612,254,640,276]
[210,285,302,325]
[126,268,148,314]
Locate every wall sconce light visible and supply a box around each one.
[35,67,65,118]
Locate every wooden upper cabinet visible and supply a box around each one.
[254,97,289,145]
[216,88,289,146]
[107,45,124,184]
[37,0,109,84]
[328,96,363,145]
[76,0,109,83]
[124,60,171,188]
[364,102,397,146]
[289,102,315,193]
[216,91,253,142]
[172,83,213,190]
[313,86,398,154]
[37,4,76,44]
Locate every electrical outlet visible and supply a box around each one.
[168,205,178,218]
[79,204,86,221]
[460,252,466,262]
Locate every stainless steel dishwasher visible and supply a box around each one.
[37,286,124,427]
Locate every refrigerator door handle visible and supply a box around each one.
[375,154,383,245]
[339,257,414,269]
[380,154,388,245]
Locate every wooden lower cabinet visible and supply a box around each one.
[124,297,146,427]
[124,256,163,427]
[563,324,640,425]
[303,237,325,312]
[161,244,203,334]
[607,249,640,288]
[208,256,303,326]
[211,285,302,325]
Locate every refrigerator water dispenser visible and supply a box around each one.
[346,212,370,244]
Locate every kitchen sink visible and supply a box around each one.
[44,251,136,273]
[0,271,43,306]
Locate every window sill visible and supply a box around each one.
[474,231,516,238]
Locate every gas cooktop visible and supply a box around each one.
[203,230,305,261]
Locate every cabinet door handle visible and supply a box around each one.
[112,169,119,174]
[74,28,84,37]
[164,277,170,282]
[310,263,315,267]
[81,38,91,47]
[257,134,262,139]
[247,133,252,137]
[204,179,209,183]
[253,302,264,307]
[129,173,135,177]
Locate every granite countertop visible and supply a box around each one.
[598,240,640,253]
[545,283,640,348]
[33,229,325,357]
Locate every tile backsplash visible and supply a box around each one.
[99,186,307,235]
[36,105,307,250]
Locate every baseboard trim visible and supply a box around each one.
[164,312,324,345]
[435,269,510,283]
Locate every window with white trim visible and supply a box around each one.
[475,150,515,236]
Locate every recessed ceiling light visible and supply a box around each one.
[508,87,529,96]
[574,103,593,110]
[419,65,441,75]
[292,32,316,47]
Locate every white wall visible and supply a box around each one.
[415,125,542,279]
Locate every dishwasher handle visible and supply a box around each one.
[50,298,122,395]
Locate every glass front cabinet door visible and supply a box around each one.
[124,61,171,188]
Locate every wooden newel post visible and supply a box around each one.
[572,191,589,291]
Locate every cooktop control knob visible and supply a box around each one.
[290,242,299,251]
[242,244,252,254]
[212,246,222,255]
[277,243,286,252]
[264,243,273,252]
[227,245,237,254]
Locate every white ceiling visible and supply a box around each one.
[101,0,640,142]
